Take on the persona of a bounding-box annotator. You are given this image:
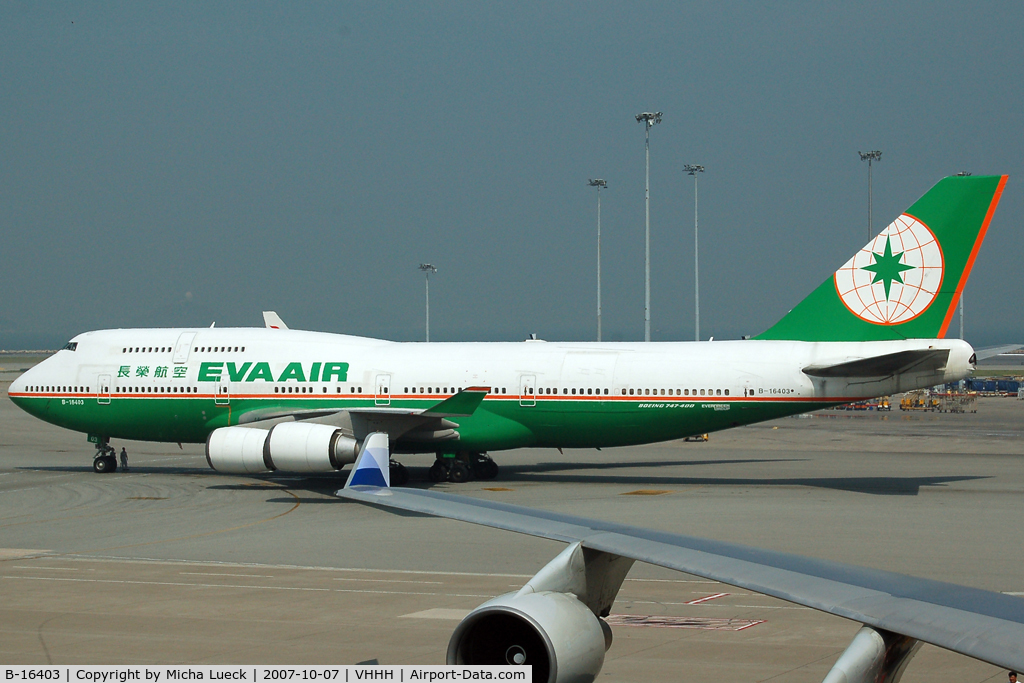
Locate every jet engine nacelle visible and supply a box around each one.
[447,590,610,683]
[206,423,359,474]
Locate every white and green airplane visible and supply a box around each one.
[7,175,1007,483]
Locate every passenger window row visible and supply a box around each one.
[121,345,247,354]
[534,387,610,395]
[621,388,730,396]
[401,387,507,394]
[116,386,197,394]
[28,386,90,393]
[527,387,731,397]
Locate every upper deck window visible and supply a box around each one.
[61,342,78,352]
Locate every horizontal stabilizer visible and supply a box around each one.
[803,348,949,378]
[973,344,1023,361]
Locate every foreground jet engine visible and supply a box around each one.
[206,423,359,474]
[447,542,633,683]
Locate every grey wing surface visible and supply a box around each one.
[338,485,1024,671]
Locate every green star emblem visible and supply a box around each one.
[861,237,915,301]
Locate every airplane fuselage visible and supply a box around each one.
[7,328,974,453]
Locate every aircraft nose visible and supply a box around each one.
[8,363,42,414]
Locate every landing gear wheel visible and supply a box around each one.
[449,460,471,483]
[93,455,117,473]
[428,460,449,483]
[389,460,409,487]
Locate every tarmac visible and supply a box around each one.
[2,376,1023,682]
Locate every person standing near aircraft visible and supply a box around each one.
[119,447,129,472]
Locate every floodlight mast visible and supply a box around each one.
[636,111,663,342]
[684,165,705,341]
[859,151,882,241]
[418,264,437,342]
[588,179,608,342]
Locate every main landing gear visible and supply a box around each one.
[389,459,409,487]
[92,441,118,474]
[428,452,499,484]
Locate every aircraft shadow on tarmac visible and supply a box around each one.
[23,458,990,496]
[495,471,987,495]
[23,465,215,475]
[255,456,987,497]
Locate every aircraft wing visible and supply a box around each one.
[236,387,489,443]
[338,443,1024,672]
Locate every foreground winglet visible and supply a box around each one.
[343,432,390,489]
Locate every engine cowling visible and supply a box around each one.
[206,426,272,474]
[206,423,359,474]
[447,590,609,683]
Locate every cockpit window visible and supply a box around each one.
[61,342,78,352]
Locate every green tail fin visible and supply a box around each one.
[756,175,1007,342]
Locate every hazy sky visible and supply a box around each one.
[2,2,1021,349]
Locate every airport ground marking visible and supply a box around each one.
[686,592,730,605]
[1,574,499,599]
[333,577,445,585]
[72,554,536,578]
[9,565,79,571]
[180,572,275,578]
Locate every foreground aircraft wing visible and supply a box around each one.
[338,435,1024,672]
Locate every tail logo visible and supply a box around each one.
[834,214,944,325]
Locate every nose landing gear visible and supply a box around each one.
[428,452,499,483]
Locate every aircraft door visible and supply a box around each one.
[375,374,391,406]
[519,374,536,407]
[215,382,230,406]
[97,374,111,405]
[172,332,197,364]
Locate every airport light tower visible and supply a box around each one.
[636,111,663,342]
[588,178,608,342]
[859,150,882,241]
[683,164,705,341]
[418,264,437,342]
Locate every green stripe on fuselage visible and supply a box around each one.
[10,394,836,450]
